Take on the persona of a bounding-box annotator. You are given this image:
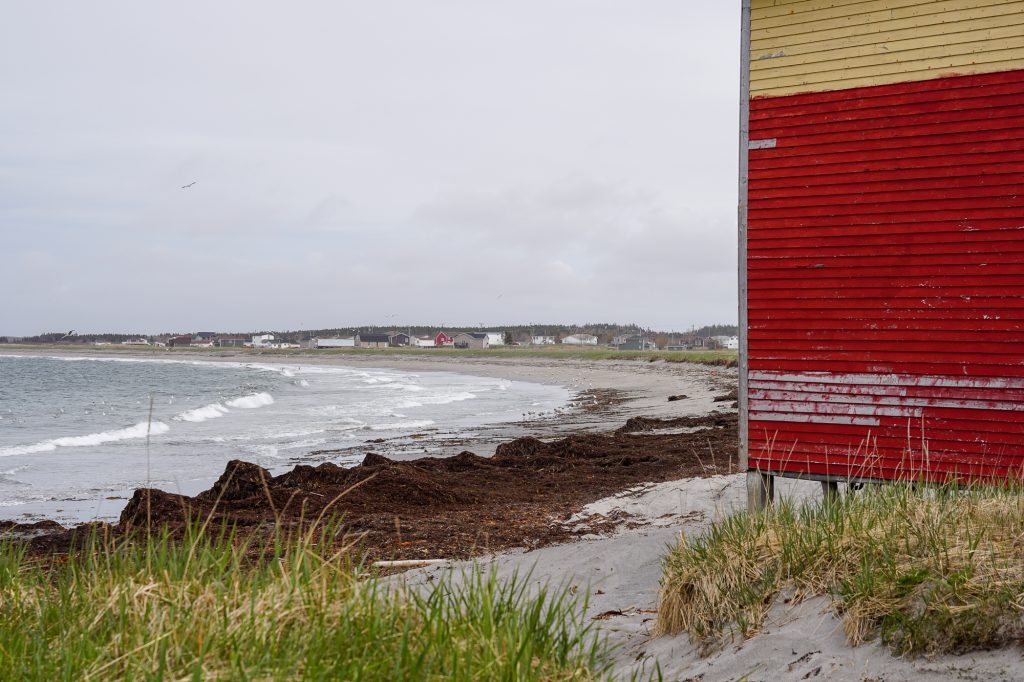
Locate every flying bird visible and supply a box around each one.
[181,181,197,189]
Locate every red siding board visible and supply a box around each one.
[747,69,1024,483]
[750,70,1024,112]
[753,133,1024,171]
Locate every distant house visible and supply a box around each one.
[562,334,599,346]
[194,332,216,341]
[251,334,274,348]
[453,332,489,350]
[413,335,436,348]
[531,335,555,345]
[485,332,505,347]
[191,339,214,348]
[706,335,738,350]
[316,337,356,349]
[121,338,150,346]
[214,336,246,348]
[389,333,411,347]
[435,332,454,347]
[358,333,390,349]
[167,335,192,348]
[612,333,645,346]
[616,335,655,351]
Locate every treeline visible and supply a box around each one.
[12,323,738,345]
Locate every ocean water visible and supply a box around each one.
[0,355,570,523]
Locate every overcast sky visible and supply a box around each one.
[1,2,740,336]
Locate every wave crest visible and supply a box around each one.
[225,392,275,409]
[0,421,171,457]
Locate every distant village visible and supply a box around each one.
[11,326,740,352]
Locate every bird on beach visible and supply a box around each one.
[181,181,197,189]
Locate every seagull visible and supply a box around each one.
[181,181,197,189]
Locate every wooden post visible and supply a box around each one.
[821,480,839,502]
[746,471,774,511]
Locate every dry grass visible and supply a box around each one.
[657,482,1024,656]
[0,525,615,680]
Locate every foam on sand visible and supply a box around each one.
[369,419,436,431]
[0,421,171,457]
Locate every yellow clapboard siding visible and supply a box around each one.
[752,13,1024,58]
[754,0,957,27]
[750,0,1024,97]
[754,0,934,20]
[752,0,1022,39]
[752,33,1024,77]
[752,56,1024,96]
[752,3,1024,51]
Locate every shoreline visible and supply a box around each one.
[0,348,737,525]
[0,346,736,448]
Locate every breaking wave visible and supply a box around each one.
[225,392,275,409]
[174,403,230,423]
[0,421,171,457]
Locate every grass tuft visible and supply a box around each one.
[0,525,612,680]
[657,482,1024,656]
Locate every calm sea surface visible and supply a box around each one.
[0,354,569,523]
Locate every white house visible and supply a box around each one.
[485,332,505,346]
[315,337,356,349]
[121,338,150,346]
[531,335,556,345]
[724,336,739,350]
[562,334,598,346]
[413,336,436,348]
[252,334,275,348]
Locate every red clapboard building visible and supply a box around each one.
[739,0,1024,503]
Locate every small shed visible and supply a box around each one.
[738,0,1024,504]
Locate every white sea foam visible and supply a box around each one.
[369,419,436,431]
[0,421,171,457]
[174,403,229,423]
[279,438,328,450]
[416,392,477,406]
[225,392,275,409]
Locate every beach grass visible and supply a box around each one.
[0,526,614,681]
[657,481,1024,656]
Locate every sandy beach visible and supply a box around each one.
[6,347,1014,681]
[2,348,743,553]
